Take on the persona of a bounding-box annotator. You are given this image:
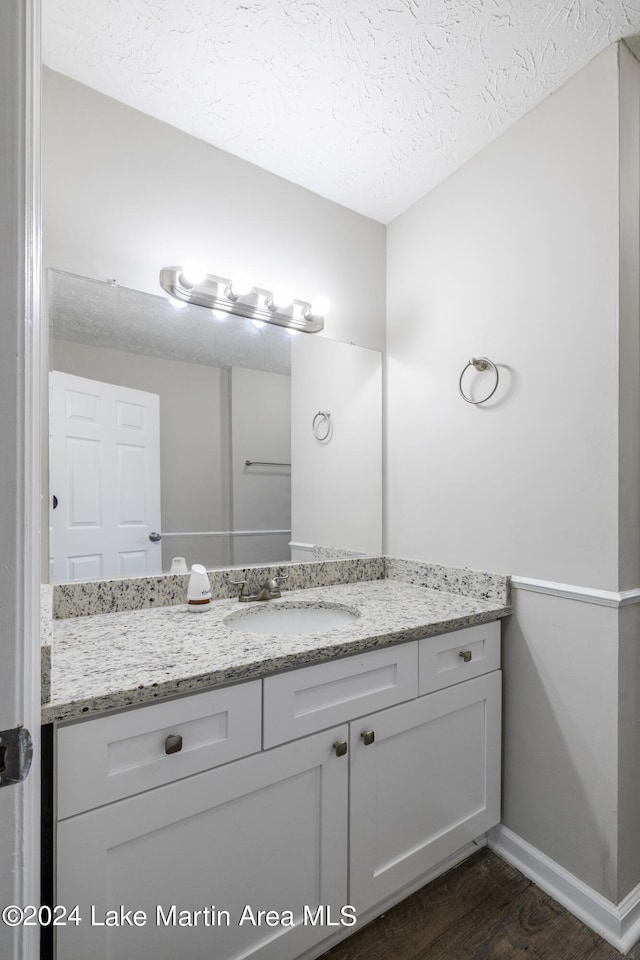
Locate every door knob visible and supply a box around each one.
[333,740,348,757]
[361,730,375,745]
[149,531,162,542]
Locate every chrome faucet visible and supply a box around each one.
[230,573,289,602]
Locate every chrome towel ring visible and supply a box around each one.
[459,357,499,405]
[312,410,332,441]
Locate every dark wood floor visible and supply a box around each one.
[320,849,639,960]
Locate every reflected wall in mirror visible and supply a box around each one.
[48,270,382,583]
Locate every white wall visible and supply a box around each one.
[42,69,386,353]
[618,43,640,594]
[502,590,620,897]
[386,47,620,589]
[387,44,639,904]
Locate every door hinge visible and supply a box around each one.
[0,726,33,786]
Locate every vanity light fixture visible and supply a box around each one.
[225,274,253,301]
[180,260,207,287]
[266,286,293,312]
[160,265,329,333]
[306,295,330,321]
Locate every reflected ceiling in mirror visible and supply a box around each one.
[49,269,292,375]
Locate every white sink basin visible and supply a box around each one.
[224,602,359,635]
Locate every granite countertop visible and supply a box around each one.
[43,578,510,724]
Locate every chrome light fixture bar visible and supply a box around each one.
[160,266,326,333]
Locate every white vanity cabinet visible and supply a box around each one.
[56,690,349,960]
[54,620,502,960]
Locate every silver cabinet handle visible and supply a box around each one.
[165,733,183,755]
[459,650,472,663]
[361,730,375,746]
[333,740,348,757]
[149,531,162,542]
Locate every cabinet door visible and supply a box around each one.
[349,671,501,914]
[57,725,349,960]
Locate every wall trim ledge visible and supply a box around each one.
[511,576,640,608]
[489,825,640,954]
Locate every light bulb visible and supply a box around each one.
[227,274,252,299]
[310,295,330,318]
[210,309,228,320]
[180,260,206,286]
[268,286,293,311]
[168,296,186,309]
[251,319,266,329]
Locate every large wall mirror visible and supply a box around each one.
[48,270,382,583]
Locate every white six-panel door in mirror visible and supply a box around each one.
[49,371,162,582]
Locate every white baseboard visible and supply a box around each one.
[489,825,640,954]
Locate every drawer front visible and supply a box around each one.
[57,681,262,819]
[419,621,500,696]
[263,642,418,748]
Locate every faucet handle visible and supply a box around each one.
[229,578,250,599]
[265,573,289,598]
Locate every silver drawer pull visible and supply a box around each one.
[333,740,348,758]
[165,734,183,755]
[361,730,375,746]
[459,650,472,663]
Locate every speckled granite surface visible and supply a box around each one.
[42,578,510,724]
[51,555,510,619]
[52,556,386,619]
[384,557,510,605]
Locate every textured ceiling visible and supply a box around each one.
[49,271,292,375]
[43,0,640,223]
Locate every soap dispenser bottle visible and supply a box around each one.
[186,563,212,612]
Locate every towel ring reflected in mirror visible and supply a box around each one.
[459,357,500,405]
[312,410,332,442]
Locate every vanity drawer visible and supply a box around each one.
[263,642,418,748]
[418,621,500,696]
[57,681,262,820]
